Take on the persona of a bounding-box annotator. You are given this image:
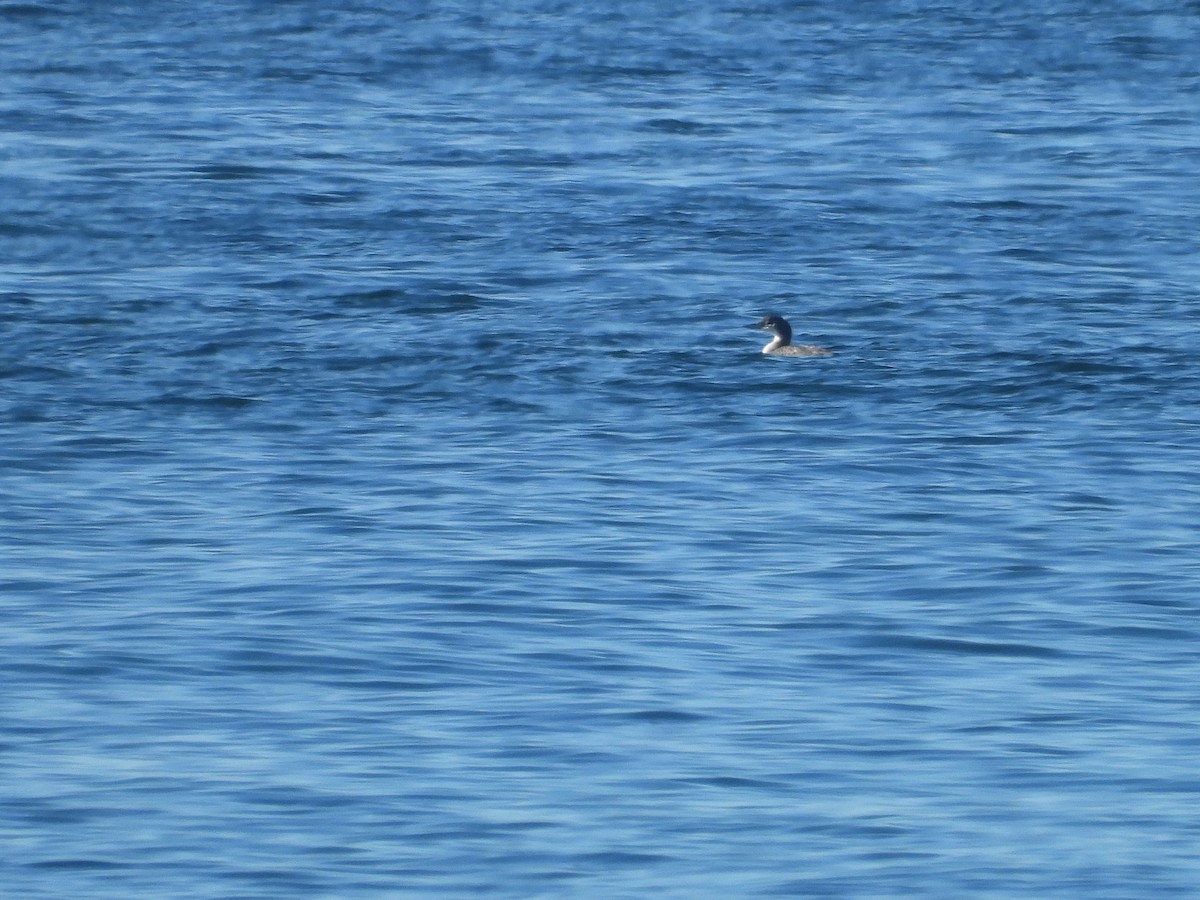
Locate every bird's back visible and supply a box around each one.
[767,344,830,357]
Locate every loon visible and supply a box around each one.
[754,315,830,357]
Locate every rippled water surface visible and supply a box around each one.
[4,1,1200,896]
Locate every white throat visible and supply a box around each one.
[762,335,785,353]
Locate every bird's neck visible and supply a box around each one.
[762,335,786,353]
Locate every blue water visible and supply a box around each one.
[4,1,1200,896]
